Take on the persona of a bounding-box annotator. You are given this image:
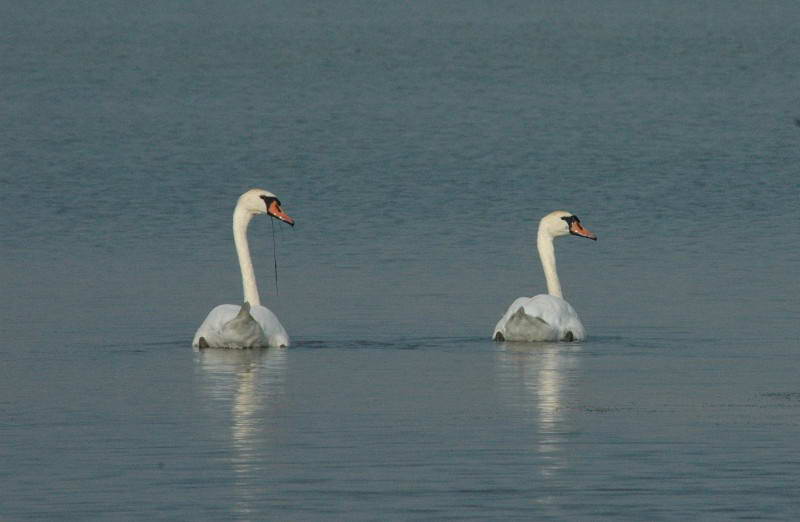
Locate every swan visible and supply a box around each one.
[193,189,295,349]
[493,211,597,342]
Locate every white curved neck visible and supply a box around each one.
[537,229,563,299]
[233,206,261,307]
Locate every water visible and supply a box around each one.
[2,1,799,519]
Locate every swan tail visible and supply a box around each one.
[215,302,269,348]
[502,307,557,342]
[235,301,252,320]
[224,302,259,329]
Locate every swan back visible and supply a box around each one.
[193,302,289,348]
[493,295,586,342]
[249,304,290,347]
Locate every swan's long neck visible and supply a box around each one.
[233,206,261,307]
[537,228,563,299]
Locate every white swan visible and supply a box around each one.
[193,189,295,349]
[493,211,597,342]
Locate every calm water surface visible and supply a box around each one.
[2,1,799,519]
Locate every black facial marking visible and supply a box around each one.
[560,215,580,225]
[259,195,281,210]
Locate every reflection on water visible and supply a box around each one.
[495,343,581,479]
[195,348,287,516]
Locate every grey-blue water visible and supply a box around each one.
[2,1,799,519]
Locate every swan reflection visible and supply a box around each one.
[495,342,581,478]
[195,347,287,514]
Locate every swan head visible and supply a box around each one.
[237,188,295,226]
[540,210,596,240]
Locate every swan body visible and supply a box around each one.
[493,210,596,342]
[193,302,289,349]
[493,295,585,342]
[193,189,294,349]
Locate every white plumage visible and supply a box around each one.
[493,210,596,342]
[193,302,289,349]
[193,189,294,349]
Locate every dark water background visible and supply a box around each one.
[2,1,799,519]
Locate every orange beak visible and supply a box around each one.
[569,221,597,240]
[267,200,295,227]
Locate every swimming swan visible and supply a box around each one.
[193,189,295,349]
[493,211,596,342]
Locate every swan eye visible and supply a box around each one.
[561,215,579,225]
[259,195,281,210]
